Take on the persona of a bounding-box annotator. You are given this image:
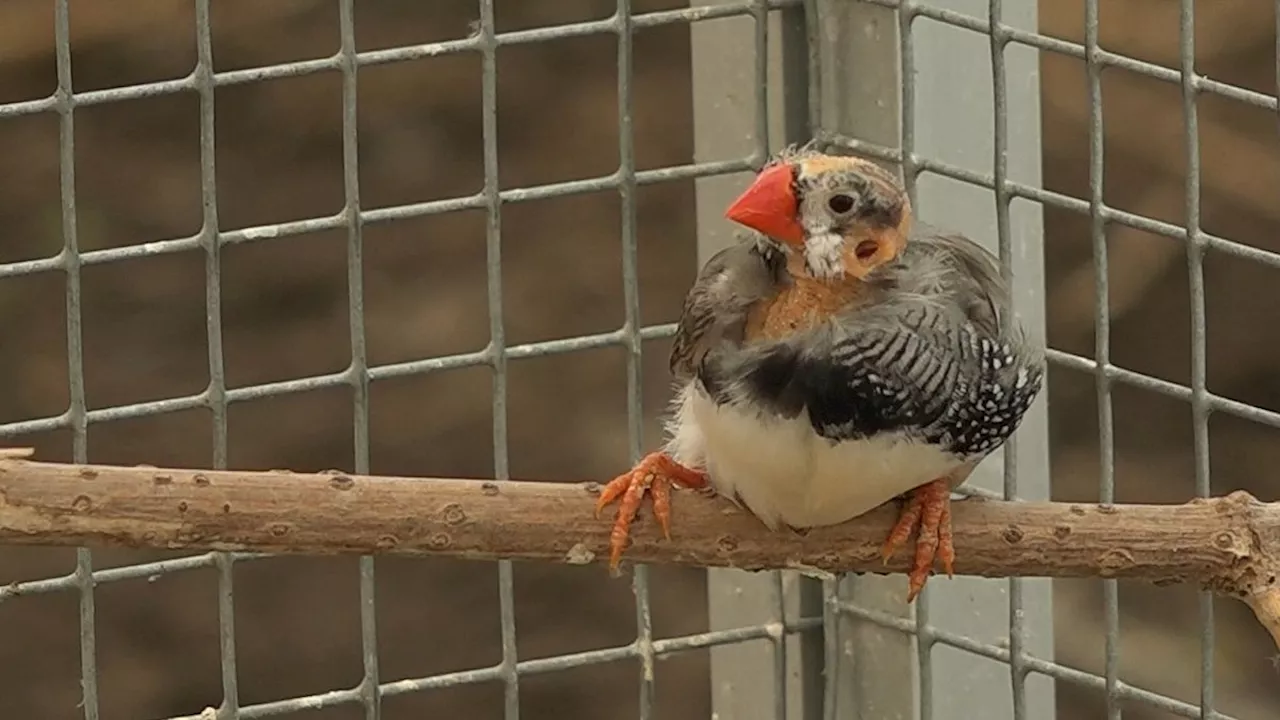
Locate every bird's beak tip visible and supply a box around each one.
[724,162,804,244]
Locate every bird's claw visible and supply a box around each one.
[595,452,708,574]
[879,477,954,602]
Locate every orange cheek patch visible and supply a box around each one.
[841,245,874,278]
[842,229,907,278]
[854,240,879,261]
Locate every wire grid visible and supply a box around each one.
[2,1,1279,719]
[0,1,816,719]
[815,0,1277,719]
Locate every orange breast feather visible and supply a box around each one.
[744,265,867,342]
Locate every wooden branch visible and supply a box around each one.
[1,447,1277,650]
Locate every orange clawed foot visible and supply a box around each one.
[595,452,708,573]
[879,477,955,602]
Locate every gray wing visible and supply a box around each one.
[884,222,1013,338]
[668,233,786,381]
[700,225,1045,458]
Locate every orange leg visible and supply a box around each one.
[595,452,708,573]
[879,478,956,602]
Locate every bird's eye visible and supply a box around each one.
[827,193,855,214]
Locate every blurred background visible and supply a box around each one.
[0,0,1277,718]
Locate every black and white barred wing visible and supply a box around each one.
[701,299,1044,460]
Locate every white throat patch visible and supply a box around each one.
[803,231,845,279]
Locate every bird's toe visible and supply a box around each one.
[882,477,954,602]
[596,452,707,574]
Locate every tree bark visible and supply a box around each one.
[0,448,1277,649]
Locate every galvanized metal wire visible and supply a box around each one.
[1082,0,1123,717]
[0,0,1276,719]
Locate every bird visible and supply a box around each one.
[595,145,1044,601]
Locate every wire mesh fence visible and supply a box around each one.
[0,1,1277,719]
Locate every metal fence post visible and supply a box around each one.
[814,0,1054,718]
[900,2,1054,717]
[810,2,918,717]
[692,2,818,718]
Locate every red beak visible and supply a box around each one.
[724,163,804,244]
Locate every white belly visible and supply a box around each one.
[663,383,963,530]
